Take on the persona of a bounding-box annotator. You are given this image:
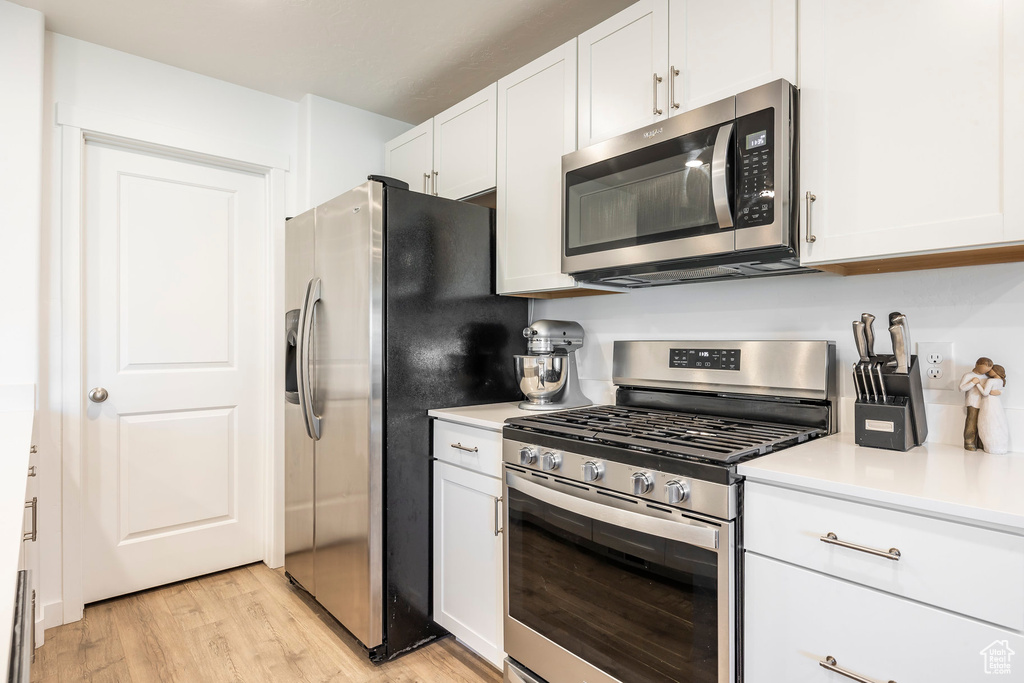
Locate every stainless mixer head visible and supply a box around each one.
[522,319,585,355]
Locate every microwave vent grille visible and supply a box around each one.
[631,266,743,282]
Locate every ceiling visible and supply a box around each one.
[15,0,634,123]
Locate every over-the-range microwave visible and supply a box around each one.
[562,79,809,287]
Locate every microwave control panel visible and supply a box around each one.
[735,108,775,229]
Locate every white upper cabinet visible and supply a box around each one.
[433,84,497,200]
[667,0,796,114]
[384,84,497,198]
[799,0,1024,265]
[384,120,433,194]
[496,40,580,295]
[578,0,670,147]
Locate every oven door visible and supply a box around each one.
[504,468,735,683]
[561,97,737,277]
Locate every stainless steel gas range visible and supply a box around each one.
[501,340,838,683]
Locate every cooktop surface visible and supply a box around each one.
[504,404,823,464]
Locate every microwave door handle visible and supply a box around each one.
[711,122,735,229]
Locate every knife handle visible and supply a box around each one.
[861,313,876,357]
[889,323,908,373]
[853,321,869,363]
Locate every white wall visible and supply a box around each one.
[535,263,1024,450]
[296,94,411,213]
[0,0,44,388]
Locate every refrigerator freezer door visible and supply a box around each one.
[284,209,316,594]
[313,182,385,649]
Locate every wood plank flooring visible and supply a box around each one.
[31,563,503,683]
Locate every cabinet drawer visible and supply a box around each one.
[432,420,503,478]
[745,482,1024,630]
[745,553,1023,682]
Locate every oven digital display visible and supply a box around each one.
[670,348,741,371]
[745,130,767,150]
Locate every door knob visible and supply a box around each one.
[88,387,109,403]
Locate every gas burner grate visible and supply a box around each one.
[505,405,823,464]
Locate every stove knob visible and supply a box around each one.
[631,472,653,496]
[665,480,691,505]
[541,451,562,471]
[519,447,537,466]
[581,460,605,482]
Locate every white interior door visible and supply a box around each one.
[81,140,267,603]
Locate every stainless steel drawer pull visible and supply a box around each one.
[24,497,37,542]
[494,496,503,536]
[450,442,479,453]
[652,73,663,115]
[423,172,430,193]
[805,191,817,243]
[820,532,901,561]
[820,655,896,683]
[27,466,36,477]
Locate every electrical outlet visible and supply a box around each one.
[918,342,955,390]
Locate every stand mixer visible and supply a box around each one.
[514,320,593,411]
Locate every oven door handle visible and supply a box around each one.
[711,122,735,229]
[506,471,720,551]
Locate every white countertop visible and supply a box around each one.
[738,431,1024,533]
[428,402,567,431]
[0,385,35,678]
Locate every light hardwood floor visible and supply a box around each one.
[31,563,503,683]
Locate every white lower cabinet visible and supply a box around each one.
[745,553,1023,682]
[744,480,1024,682]
[433,458,503,669]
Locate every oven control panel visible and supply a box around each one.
[670,348,741,371]
[735,107,775,229]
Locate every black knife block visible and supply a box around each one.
[854,354,928,451]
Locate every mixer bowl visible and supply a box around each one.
[514,354,567,403]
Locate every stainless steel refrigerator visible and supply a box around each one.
[284,177,527,661]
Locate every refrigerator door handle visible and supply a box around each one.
[298,278,323,440]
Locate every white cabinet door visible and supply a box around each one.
[745,553,1024,682]
[433,84,497,200]
[799,0,1024,265]
[433,460,503,669]
[667,0,796,114]
[496,40,580,295]
[384,119,433,194]
[578,0,670,147]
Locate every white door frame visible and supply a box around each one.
[56,103,289,624]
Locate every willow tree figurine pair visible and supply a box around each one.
[960,357,1008,454]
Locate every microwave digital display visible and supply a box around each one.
[745,130,767,150]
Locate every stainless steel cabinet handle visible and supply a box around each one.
[87,387,108,403]
[450,442,478,453]
[29,445,37,454]
[669,66,680,110]
[494,496,503,536]
[652,73,663,115]
[820,532,901,561]
[27,466,36,478]
[805,191,817,243]
[432,170,438,196]
[820,655,896,683]
[24,497,37,542]
[423,172,430,193]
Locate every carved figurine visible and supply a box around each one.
[960,357,993,451]
[978,365,1008,454]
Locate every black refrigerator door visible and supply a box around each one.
[380,186,528,659]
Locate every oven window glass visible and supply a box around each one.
[565,125,724,257]
[507,485,720,683]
